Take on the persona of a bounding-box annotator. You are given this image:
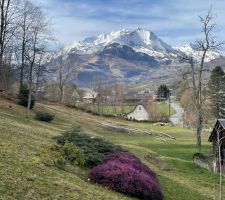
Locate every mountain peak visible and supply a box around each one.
[64,28,177,59]
[62,28,221,63]
[175,43,221,62]
[48,28,223,87]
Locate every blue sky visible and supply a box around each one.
[32,0,225,47]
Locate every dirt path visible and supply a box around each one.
[169,102,184,126]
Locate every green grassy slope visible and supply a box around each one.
[0,99,133,200]
[0,99,223,200]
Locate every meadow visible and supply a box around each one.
[0,98,222,200]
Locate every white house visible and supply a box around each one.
[127,104,149,121]
[78,88,98,103]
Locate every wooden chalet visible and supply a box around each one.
[208,119,225,170]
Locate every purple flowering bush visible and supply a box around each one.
[88,152,163,200]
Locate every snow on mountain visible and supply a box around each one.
[64,28,181,60]
[46,28,223,87]
[60,28,222,64]
[175,44,221,62]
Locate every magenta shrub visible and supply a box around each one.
[88,152,163,200]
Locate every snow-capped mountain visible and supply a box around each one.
[62,28,221,63]
[47,28,223,87]
[64,28,182,62]
[175,44,221,63]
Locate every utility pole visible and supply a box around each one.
[169,95,171,118]
[216,129,225,200]
[168,89,171,118]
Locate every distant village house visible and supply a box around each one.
[77,88,98,104]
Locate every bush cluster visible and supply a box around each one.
[35,112,55,122]
[54,142,85,169]
[55,125,115,167]
[88,152,163,200]
[149,113,169,123]
[60,142,85,166]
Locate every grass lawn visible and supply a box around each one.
[0,98,223,200]
[88,102,175,116]
[156,102,176,116]
[89,104,136,114]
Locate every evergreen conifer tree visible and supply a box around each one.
[208,66,225,118]
[157,84,170,100]
[18,85,35,109]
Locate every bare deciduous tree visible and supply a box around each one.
[55,51,76,104]
[25,4,51,113]
[34,50,50,100]
[189,8,222,147]
[0,0,19,89]
[16,0,36,90]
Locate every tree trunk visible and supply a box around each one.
[35,65,40,100]
[217,132,223,200]
[0,0,5,89]
[20,36,26,90]
[59,86,63,104]
[0,0,11,90]
[27,30,38,114]
[27,63,33,116]
[97,101,100,114]
[196,106,202,147]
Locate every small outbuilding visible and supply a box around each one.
[126,104,149,121]
[208,119,225,171]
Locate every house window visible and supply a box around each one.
[139,107,141,110]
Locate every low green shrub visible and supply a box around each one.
[54,157,66,170]
[60,142,85,166]
[193,152,208,160]
[54,125,115,167]
[35,112,55,122]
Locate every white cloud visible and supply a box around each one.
[31,0,225,47]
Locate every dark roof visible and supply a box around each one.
[218,119,225,128]
[139,100,148,109]
[126,102,148,116]
[209,119,225,142]
[209,128,216,142]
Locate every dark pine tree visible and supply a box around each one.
[208,66,225,119]
[17,85,35,109]
[157,84,170,100]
